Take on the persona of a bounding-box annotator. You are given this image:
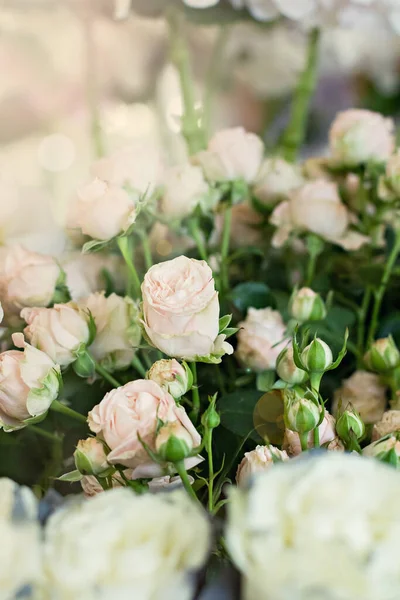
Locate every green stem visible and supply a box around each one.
[28,425,61,443]
[50,400,87,424]
[167,8,205,155]
[206,431,214,513]
[175,460,200,504]
[220,205,232,294]
[357,286,372,363]
[313,427,320,448]
[141,351,153,370]
[299,432,309,452]
[83,16,104,158]
[132,354,147,378]
[188,218,208,261]
[203,26,230,138]
[94,361,121,388]
[189,362,200,423]
[367,230,400,347]
[281,28,320,162]
[306,251,318,287]
[138,230,153,270]
[117,237,141,299]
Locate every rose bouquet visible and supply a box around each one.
[2,1,400,599]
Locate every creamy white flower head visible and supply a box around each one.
[226,452,400,600]
[0,245,61,323]
[0,478,42,598]
[236,445,289,487]
[283,410,337,456]
[194,127,264,184]
[332,370,387,425]
[44,488,211,599]
[21,303,90,368]
[142,256,233,361]
[253,157,304,206]
[270,179,369,251]
[83,292,141,372]
[161,163,210,219]
[330,109,395,167]
[71,178,136,242]
[237,308,287,371]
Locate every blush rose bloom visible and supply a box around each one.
[88,379,201,476]
[142,255,233,361]
[253,157,304,206]
[236,445,288,487]
[0,245,61,323]
[282,410,337,456]
[270,179,369,251]
[237,308,287,371]
[194,127,264,184]
[161,164,210,219]
[82,292,141,372]
[0,333,60,431]
[329,109,395,167]
[21,303,90,368]
[332,370,387,425]
[71,178,136,241]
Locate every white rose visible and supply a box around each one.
[21,303,90,367]
[236,445,289,487]
[0,245,61,323]
[332,370,387,425]
[194,127,264,183]
[226,452,400,600]
[237,308,287,371]
[71,178,136,241]
[161,164,210,219]
[83,292,141,372]
[253,158,304,206]
[44,488,211,599]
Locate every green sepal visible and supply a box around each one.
[327,328,348,371]
[82,239,110,254]
[58,470,83,482]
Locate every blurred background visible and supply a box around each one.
[1,0,400,259]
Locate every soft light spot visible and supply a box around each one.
[38,134,75,172]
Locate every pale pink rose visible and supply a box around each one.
[142,255,232,360]
[82,292,141,372]
[161,164,210,219]
[193,127,264,183]
[62,252,125,301]
[372,410,400,441]
[332,370,386,425]
[282,411,336,456]
[0,334,60,431]
[88,379,201,472]
[329,109,395,166]
[0,245,60,322]
[237,308,287,371]
[71,178,135,241]
[21,303,90,367]
[236,444,289,487]
[253,158,304,206]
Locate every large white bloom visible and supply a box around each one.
[44,488,211,600]
[226,452,400,600]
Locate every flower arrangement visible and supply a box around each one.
[2,1,400,598]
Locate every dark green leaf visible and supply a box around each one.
[218,389,264,443]
[230,282,275,313]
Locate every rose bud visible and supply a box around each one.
[372,410,400,441]
[21,303,91,368]
[363,434,400,467]
[147,359,192,399]
[253,158,304,206]
[289,287,326,323]
[364,336,400,373]
[71,178,136,241]
[301,338,333,373]
[155,421,194,463]
[193,126,264,184]
[283,411,336,456]
[276,346,308,385]
[237,308,287,372]
[0,334,61,431]
[142,255,233,361]
[284,391,320,435]
[236,445,289,487]
[333,370,386,426]
[329,109,395,167]
[160,164,210,219]
[74,438,111,477]
[0,245,63,324]
[336,409,365,445]
[378,150,400,201]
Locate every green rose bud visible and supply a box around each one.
[284,391,320,434]
[336,409,365,445]
[147,359,193,399]
[289,287,326,323]
[364,336,400,374]
[74,438,112,476]
[155,422,194,463]
[301,338,333,373]
[276,346,308,385]
[201,395,221,430]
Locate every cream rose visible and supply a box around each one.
[83,292,141,372]
[0,334,60,431]
[329,109,395,167]
[0,245,61,323]
[372,410,400,441]
[161,164,210,219]
[88,379,201,474]
[72,178,136,241]
[332,370,387,425]
[236,445,289,487]
[44,488,210,600]
[237,308,287,371]
[142,255,232,361]
[253,157,304,206]
[282,410,337,456]
[270,179,369,250]
[194,127,264,183]
[21,303,90,368]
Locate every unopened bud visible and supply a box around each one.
[364,336,400,373]
[148,359,192,399]
[336,409,365,444]
[363,433,400,467]
[73,349,95,378]
[301,338,333,373]
[276,346,308,385]
[155,422,193,463]
[201,398,220,430]
[289,287,326,323]
[284,392,320,434]
[74,438,111,476]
